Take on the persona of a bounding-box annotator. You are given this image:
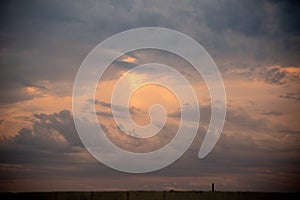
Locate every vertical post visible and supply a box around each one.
[91,192,94,200]
[212,183,215,192]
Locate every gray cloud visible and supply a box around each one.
[96,111,113,118]
[0,0,299,104]
[0,0,299,88]
[94,100,144,117]
[260,111,283,116]
[265,67,287,85]
[0,110,83,165]
[200,1,267,36]
[0,107,298,191]
[0,0,300,192]
[280,92,300,101]
[94,100,111,108]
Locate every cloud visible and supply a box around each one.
[279,92,300,101]
[200,0,267,36]
[94,100,111,108]
[0,108,299,192]
[0,0,299,106]
[0,110,83,165]
[0,83,36,104]
[96,111,113,118]
[262,66,300,85]
[260,111,283,116]
[223,65,300,87]
[0,0,300,192]
[32,110,83,147]
[271,0,300,34]
[94,100,144,117]
[264,67,287,85]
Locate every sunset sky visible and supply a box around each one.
[0,0,300,192]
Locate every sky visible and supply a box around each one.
[0,0,300,192]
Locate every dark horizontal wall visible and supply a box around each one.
[0,191,299,200]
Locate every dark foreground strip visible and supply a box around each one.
[0,191,299,200]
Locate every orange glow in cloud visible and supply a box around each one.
[0,94,72,138]
[129,83,180,126]
[126,73,146,89]
[269,66,300,77]
[26,87,41,95]
[280,67,300,78]
[95,81,180,153]
[120,56,137,64]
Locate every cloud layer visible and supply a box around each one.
[0,0,299,192]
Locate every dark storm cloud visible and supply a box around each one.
[32,110,83,147]
[271,0,300,34]
[0,0,298,81]
[0,1,95,103]
[0,79,48,104]
[0,0,299,104]
[200,0,267,36]
[0,110,83,165]
[0,128,74,165]
[197,0,300,37]
[0,111,104,186]
[0,84,34,104]
[188,0,300,67]
[0,108,299,191]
